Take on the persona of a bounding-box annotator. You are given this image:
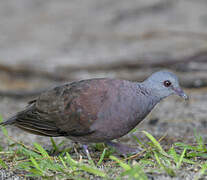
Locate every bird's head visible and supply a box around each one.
[144,71,188,100]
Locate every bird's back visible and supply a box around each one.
[1,78,157,142]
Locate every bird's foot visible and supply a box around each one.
[106,141,142,156]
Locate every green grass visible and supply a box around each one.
[0,116,207,179]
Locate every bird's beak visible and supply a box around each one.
[173,87,189,100]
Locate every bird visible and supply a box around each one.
[0,70,188,154]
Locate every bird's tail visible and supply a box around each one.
[0,104,35,127]
[0,115,17,126]
[0,105,62,137]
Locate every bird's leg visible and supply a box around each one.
[83,144,89,154]
[82,145,94,164]
[106,141,142,155]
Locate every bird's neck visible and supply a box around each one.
[137,81,162,104]
[128,82,161,123]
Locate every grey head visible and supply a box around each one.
[142,71,188,100]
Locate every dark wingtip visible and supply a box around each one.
[0,116,17,126]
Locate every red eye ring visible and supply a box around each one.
[164,80,171,87]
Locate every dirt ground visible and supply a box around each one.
[0,0,207,179]
[0,81,206,180]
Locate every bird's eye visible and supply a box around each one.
[163,80,171,87]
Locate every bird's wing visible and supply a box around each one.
[7,79,111,137]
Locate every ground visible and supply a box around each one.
[0,0,207,179]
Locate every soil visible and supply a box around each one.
[0,0,207,179]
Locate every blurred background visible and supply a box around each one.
[0,0,207,152]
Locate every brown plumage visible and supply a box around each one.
[3,79,142,142]
[1,71,188,154]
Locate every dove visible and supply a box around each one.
[0,71,188,154]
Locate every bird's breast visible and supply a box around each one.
[90,88,152,140]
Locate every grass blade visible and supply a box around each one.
[110,155,131,171]
[132,135,147,149]
[194,163,207,180]
[168,146,178,164]
[59,156,67,169]
[154,152,175,177]
[30,156,43,176]
[121,165,148,180]
[142,131,168,156]
[80,164,106,177]
[65,152,78,167]
[33,143,52,162]
[97,148,106,166]
[0,157,8,169]
[50,137,59,152]
[177,148,186,169]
